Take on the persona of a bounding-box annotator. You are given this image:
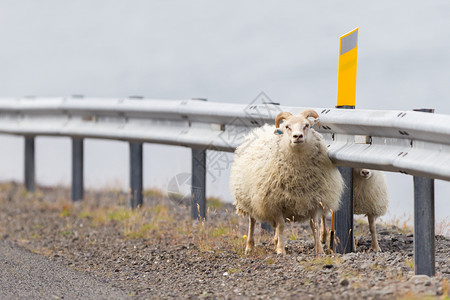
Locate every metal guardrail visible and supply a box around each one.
[0,97,448,276]
[1,97,449,179]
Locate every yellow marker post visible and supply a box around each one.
[334,28,358,254]
[336,27,358,108]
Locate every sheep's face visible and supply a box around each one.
[281,116,313,146]
[356,168,372,179]
[274,110,319,148]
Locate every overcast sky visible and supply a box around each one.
[0,0,448,230]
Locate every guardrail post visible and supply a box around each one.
[24,136,35,192]
[334,104,355,254]
[191,148,206,220]
[335,166,354,253]
[261,222,273,232]
[413,177,435,276]
[129,142,143,209]
[72,138,84,201]
[412,108,435,276]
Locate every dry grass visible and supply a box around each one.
[383,213,413,235]
[207,196,225,210]
[443,278,449,300]
[56,189,258,256]
[436,217,450,237]
[301,255,342,271]
[2,182,448,259]
[77,202,178,240]
[405,258,414,270]
[398,291,447,300]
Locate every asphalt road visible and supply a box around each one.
[0,239,130,300]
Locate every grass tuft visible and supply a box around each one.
[404,258,414,269]
[143,188,165,199]
[59,204,73,218]
[108,209,133,222]
[207,196,225,210]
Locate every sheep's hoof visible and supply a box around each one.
[276,247,286,255]
[315,246,325,256]
[370,246,382,253]
[273,239,279,252]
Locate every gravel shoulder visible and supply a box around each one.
[0,183,448,299]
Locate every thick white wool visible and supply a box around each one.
[230,124,344,224]
[354,170,389,217]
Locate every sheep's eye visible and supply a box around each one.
[304,124,310,129]
[285,125,291,130]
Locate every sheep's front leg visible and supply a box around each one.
[320,214,328,244]
[245,216,256,254]
[368,214,381,252]
[274,216,286,255]
[310,212,324,255]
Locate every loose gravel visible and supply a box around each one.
[0,182,448,299]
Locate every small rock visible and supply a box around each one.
[296,256,307,262]
[321,291,333,299]
[380,287,394,296]
[343,252,357,261]
[360,263,370,270]
[340,278,350,286]
[409,274,430,284]
[223,272,229,276]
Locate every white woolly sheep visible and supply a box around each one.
[230,110,344,255]
[353,168,389,252]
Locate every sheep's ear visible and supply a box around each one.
[308,117,321,128]
[274,128,283,135]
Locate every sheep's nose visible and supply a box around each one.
[293,133,303,139]
[361,170,370,176]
